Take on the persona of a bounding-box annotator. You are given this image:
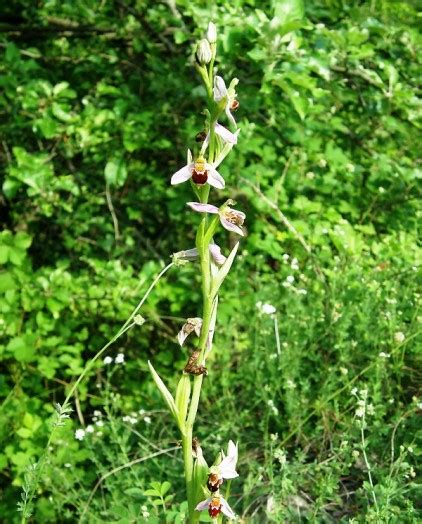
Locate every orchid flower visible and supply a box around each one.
[196,495,236,520]
[171,152,225,189]
[172,243,227,266]
[213,76,239,128]
[208,440,239,491]
[187,200,246,236]
[177,317,203,346]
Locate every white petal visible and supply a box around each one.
[227,440,238,460]
[221,498,236,520]
[215,122,238,144]
[195,497,212,511]
[187,202,219,214]
[214,76,228,102]
[220,217,244,236]
[209,244,227,266]
[171,164,193,185]
[206,166,225,189]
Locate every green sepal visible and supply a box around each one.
[148,360,179,423]
[192,452,209,508]
[175,374,191,430]
[204,216,220,246]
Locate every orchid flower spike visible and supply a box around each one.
[171,154,225,189]
[177,318,203,346]
[196,495,236,520]
[187,200,246,236]
[213,76,239,128]
[172,244,227,266]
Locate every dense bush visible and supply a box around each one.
[1,1,420,522]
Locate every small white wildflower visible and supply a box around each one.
[96,431,103,437]
[75,429,85,441]
[286,379,296,389]
[297,289,307,295]
[408,446,414,454]
[282,253,290,261]
[286,275,295,284]
[261,303,277,315]
[115,353,125,364]
[355,407,365,418]
[319,158,327,167]
[103,356,113,365]
[378,186,386,193]
[93,410,101,417]
[122,415,131,423]
[85,425,94,433]
[366,404,375,415]
[409,466,416,478]
[270,433,278,442]
[139,408,146,415]
[351,387,358,396]
[306,171,315,179]
[346,163,355,173]
[360,389,368,399]
[340,367,348,375]
[96,420,104,427]
[274,448,287,466]
[394,332,405,343]
[379,352,390,358]
[352,450,360,458]
[64,463,71,468]
[144,416,152,424]
[267,400,279,415]
[134,314,145,326]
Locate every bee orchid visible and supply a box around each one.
[171,153,225,189]
[208,440,239,491]
[187,200,246,236]
[213,76,239,128]
[196,495,236,520]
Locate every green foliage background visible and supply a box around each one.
[1,0,420,522]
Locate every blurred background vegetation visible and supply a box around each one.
[0,0,420,522]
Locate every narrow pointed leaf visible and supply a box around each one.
[148,361,178,422]
[175,374,191,430]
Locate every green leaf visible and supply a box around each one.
[51,102,76,123]
[148,361,178,423]
[104,158,128,188]
[160,481,171,496]
[0,272,15,292]
[124,487,144,499]
[144,488,160,497]
[0,246,10,264]
[272,0,304,31]
[175,374,191,430]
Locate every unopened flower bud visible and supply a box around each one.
[206,22,217,44]
[196,39,212,65]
